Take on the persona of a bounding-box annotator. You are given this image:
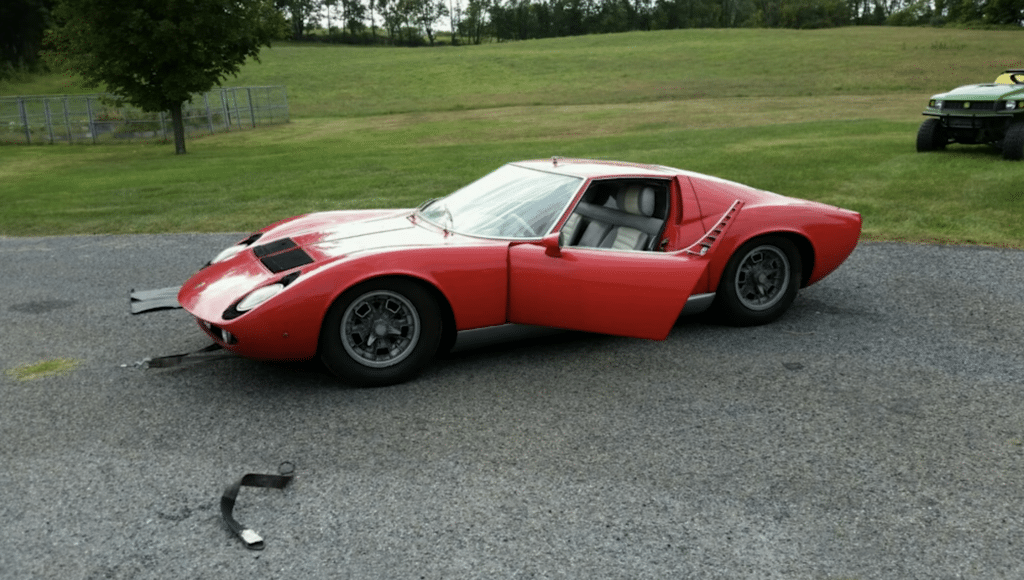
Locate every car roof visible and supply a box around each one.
[513,158,680,179]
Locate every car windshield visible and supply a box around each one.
[417,164,584,239]
[995,71,1024,85]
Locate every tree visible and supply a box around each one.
[458,0,493,44]
[409,0,450,44]
[1,0,54,80]
[276,0,320,39]
[46,0,281,154]
[983,0,1024,23]
[341,0,369,36]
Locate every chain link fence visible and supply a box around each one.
[0,86,289,145]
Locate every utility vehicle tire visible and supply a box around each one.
[916,118,947,152]
[1002,122,1024,160]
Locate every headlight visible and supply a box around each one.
[931,99,943,109]
[210,233,263,264]
[223,271,300,320]
[211,244,247,264]
[236,283,285,312]
[1005,100,1018,110]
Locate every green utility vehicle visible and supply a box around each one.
[917,69,1024,160]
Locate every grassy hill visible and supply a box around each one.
[2,26,1023,246]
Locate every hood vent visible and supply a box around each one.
[253,238,314,273]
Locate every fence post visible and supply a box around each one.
[18,98,31,144]
[221,89,231,131]
[282,86,290,123]
[62,97,73,143]
[43,99,55,144]
[159,110,167,140]
[86,97,96,144]
[247,88,256,127]
[266,87,274,123]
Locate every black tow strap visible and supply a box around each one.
[221,462,295,550]
[146,343,225,368]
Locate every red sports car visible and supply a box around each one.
[178,158,861,386]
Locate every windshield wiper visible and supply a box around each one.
[412,197,455,233]
[415,198,440,213]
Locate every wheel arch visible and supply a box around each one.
[316,273,457,358]
[716,230,814,290]
[710,231,806,326]
[775,231,814,288]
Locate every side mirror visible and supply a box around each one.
[542,232,563,257]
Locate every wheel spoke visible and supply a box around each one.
[734,245,790,311]
[340,289,422,369]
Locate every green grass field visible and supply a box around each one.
[2,26,1023,246]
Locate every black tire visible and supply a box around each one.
[715,236,802,327]
[916,118,947,152]
[1002,122,1024,160]
[320,278,441,387]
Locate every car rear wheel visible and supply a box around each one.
[1002,122,1024,160]
[716,236,801,326]
[320,279,441,387]
[916,118,947,152]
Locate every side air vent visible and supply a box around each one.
[684,200,743,257]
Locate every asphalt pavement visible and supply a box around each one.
[1,234,1023,579]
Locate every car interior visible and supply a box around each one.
[559,180,670,251]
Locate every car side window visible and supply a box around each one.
[560,180,669,251]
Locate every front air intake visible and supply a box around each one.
[253,238,314,273]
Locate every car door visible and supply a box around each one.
[506,242,709,340]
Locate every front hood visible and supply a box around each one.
[178,209,451,320]
[933,83,1024,100]
[258,209,447,260]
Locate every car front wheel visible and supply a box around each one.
[320,279,441,387]
[716,236,802,326]
[916,118,947,152]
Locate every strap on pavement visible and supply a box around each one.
[145,343,225,368]
[221,462,296,550]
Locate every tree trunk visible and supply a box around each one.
[170,104,187,155]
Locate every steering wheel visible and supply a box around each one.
[507,213,538,237]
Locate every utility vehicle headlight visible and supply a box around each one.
[1005,100,1018,110]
